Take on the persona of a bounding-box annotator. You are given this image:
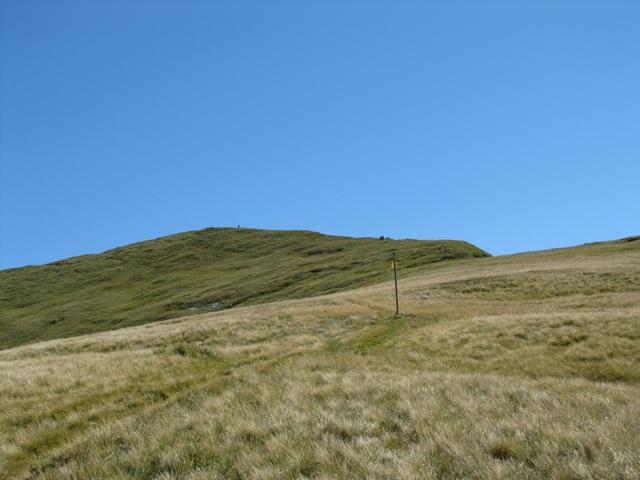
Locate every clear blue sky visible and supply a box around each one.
[1,1,638,269]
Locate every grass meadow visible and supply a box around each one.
[0,237,639,479]
[0,228,486,350]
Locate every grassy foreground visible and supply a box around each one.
[1,237,639,479]
[0,228,486,350]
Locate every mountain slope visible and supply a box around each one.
[0,237,638,479]
[0,227,488,349]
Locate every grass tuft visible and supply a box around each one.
[488,439,523,460]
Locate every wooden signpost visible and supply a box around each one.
[392,250,400,317]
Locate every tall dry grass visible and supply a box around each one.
[1,239,639,479]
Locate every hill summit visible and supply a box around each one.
[0,228,488,349]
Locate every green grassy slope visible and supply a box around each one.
[0,228,487,349]
[0,236,638,479]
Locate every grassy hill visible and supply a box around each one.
[0,236,638,479]
[0,228,488,349]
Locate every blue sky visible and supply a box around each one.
[1,0,638,269]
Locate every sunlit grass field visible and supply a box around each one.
[0,228,486,350]
[1,237,639,479]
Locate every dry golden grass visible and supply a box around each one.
[1,239,639,479]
